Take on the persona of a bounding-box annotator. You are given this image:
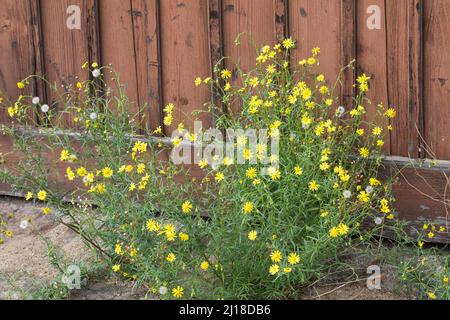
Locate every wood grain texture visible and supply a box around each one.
[40,0,96,126]
[131,0,163,132]
[289,0,342,90]
[99,0,140,117]
[340,0,356,109]
[0,0,42,124]
[222,0,276,75]
[159,0,212,133]
[356,0,391,154]
[381,160,450,244]
[423,0,450,160]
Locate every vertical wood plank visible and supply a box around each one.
[340,0,356,109]
[131,0,163,132]
[384,0,410,157]
[0,0,42,124]
[222,0,276,75]
[99,0,140,117]
[289,0,343,95]
[356,0,391,154]
[423,0,450,160]
[159,0,212,133]
[40,0,96,126]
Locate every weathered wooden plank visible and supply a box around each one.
[381,157,450,244]
[289,0,342,88]
[159,0,212,133]
[0,0,42,124]
[340,0,356,109]
[40,0,96,127]
[222,0,276,75]
[356,0,391,154]
[423,0,450,160]
[99,0,140,117]
[131,0,163,132]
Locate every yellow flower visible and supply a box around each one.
[66,167,75,181]
[198,159,208,169]
[283,267,292,273]
[25,192,33,201]
[194,77,202,86]
[17,81,25,89]
[166,253,176,263]
[76,167,87,177]
[172,286,184,298]
[248,230,257,241]
[312,47,321,56]
[358,191,370,203]
[294,166,303,176]
[359,147,370,158]
[309,180,319,192]
[369,178,381,186]
[270,250,282,263]
[376,139,385,147]
[418,240,424,249]
[200,261,210,271]
[329,227,339,238]
[428,232,435,239]
[282,37,295,49]
[443,276,449,284]
[129,183,136,191]
[319,162,330,171]
[287,253,300,265]
[221,69,232,79]
[337,223,349,236]
[129,246,138,257]
[146,219,160,232]
[384,108,396,118]
[42,207,52,215]
[242,201,254,214]
[112,264,121,272]
[267,166,281,180]
[115,243,124,256]
[102,167,113,178]
[269,264,280,275]
[163,114,173,126]
[60,150,70,161]
[427,292,437,300]
[179,232,189,241]
[246,167,257,179]
[372,126,382,136]
[356,128,364,136]
[182,200,193,214]
[37,190,47,201]
[215,172,224,182]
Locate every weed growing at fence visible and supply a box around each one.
[1,38,446,299]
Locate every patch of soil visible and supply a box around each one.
[0,197,85,299]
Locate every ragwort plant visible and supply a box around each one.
[2,38,404,299]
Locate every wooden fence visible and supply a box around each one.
[1,0,450,241]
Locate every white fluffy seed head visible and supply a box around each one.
[92,69,101,78]
[158,286,167,295]
[32,97,40,105]
[40,104,49,113]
